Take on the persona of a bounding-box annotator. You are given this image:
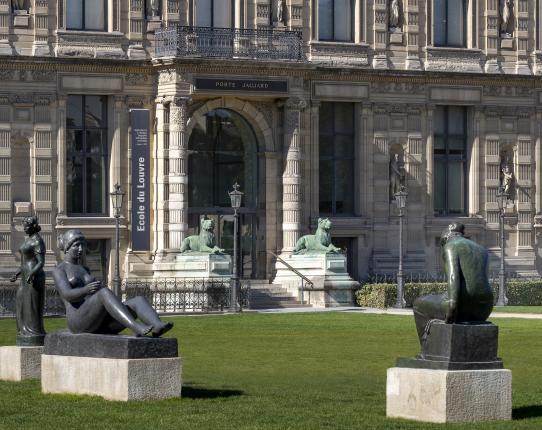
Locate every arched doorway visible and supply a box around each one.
[188,108,260,278]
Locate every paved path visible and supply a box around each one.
[254,306,542,319]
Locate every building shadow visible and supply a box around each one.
[513,405,542,420]
[181,386,244,399]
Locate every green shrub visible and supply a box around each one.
[356,280,542,308]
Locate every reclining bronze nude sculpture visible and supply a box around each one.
[53,230,172,337]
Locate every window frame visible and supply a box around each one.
[317,0,354,42]
[66,0,108,31]
[433,106,468,217]
[319,102,355,216]
[194,0,234,28]
[66,95,109,216]
[433,0,467,48]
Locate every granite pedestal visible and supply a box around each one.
[41,332,181,401]
[387,322,512,423]
[0,346,43,381]
[153,253,232,279]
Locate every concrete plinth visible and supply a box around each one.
[42,354,182,401]
[153,253,232,279]
[0,346,43,381]
[273,253,359,307]
[386,367,512,423]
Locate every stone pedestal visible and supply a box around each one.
[386,367,512,423]
[147,17,161,33]
[153,253,232,279]
[41,332,181,401]
[0,346,43,381]
[273,253,359,307]
[13,12,29,28]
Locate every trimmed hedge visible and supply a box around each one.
[356,280,542,308]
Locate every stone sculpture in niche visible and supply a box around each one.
[12,0,27,12]
[293,218,341,254]
[180,218,225,254]
[274,0,285,26]
[149,0,160,18]
[412,223,494,346]
[501,0,514,37]
[10,216,46,346]
[389,0,401,30]
[52,230,173,337]
[501,163,514,197]
[389,152,406,198]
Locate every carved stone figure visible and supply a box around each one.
[412,223,493,346]
[53,230,173,337]
[501,0,514,37]
[389,0,401,29]
[150,0,160,18]
[274,0,284,25]
[10,216,46,346]
[180,218,224,254]
[12,0,27,12]
[390,153,406,198]
[293,218,341,255]
[501,164,514,197]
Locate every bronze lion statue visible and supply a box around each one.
[180,218,224,254]
[293,218,341,255]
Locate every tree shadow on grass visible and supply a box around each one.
[182,387,244,399]
[513,405,542,420]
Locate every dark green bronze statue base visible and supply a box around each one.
[396,357,504,370]
[16,334,45,347]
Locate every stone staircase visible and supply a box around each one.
[247,280,312,310]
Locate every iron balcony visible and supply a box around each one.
[154,25,305,62]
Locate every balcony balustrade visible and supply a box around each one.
[154,25,305,62]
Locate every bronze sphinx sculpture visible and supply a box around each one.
[52,230,172,337]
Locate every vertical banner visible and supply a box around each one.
[130,109,150,251]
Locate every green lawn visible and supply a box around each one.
[494,306,542,314]
[1,313,542,429]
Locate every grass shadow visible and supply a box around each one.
[182,387,244,399]
[513,405,542,420]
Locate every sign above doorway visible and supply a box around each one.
[194,77,288,93]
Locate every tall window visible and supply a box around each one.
[434,0,466,47]
[195,0,232,27]
[434,106,467,216]
[318,0,352,41]
[66,0,107,31]
[66,95,108,215]
[319,102,355,215]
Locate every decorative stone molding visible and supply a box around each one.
[125,73,151,86]
[371,81,425,94]
[31,70,55,81]
[309,42,370,67]
[55,31,125,59]
[425,47,484,73]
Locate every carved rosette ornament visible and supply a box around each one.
[282,97,306,252]
[168,96,191,248]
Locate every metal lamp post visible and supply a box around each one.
[110,183,125,298]
[394,187,408,308]
[496,186,509,306]
[228,183,243,312]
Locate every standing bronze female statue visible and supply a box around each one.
[53,230,172,337]
[10,216,46,346]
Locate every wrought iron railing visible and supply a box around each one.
[155,25,305,61]
[0,281,65,318]
[365,272,541,286]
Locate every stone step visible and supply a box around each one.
[246,279,310,310]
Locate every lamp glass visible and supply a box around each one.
[496,187,506,211]
[394,191,408,210]
[228,183,243,209]
[110,184,124,212]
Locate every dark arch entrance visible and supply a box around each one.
[188,108,260,278]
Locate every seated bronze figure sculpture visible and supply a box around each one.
[413,223,494,345]
[53,230,172,337]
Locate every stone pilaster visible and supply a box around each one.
[167,96,191,250]
[111,96,124,199]
[56,96,67,216]
[32,0,50,56]
[425,104,434,217]
[469,109,481,216]
[309,101,319,219]
[281,97,306,253]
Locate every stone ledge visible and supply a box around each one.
[43,331,178,359]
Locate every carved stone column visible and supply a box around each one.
[425,104,434,217]
[469,109,481,216]
[56,96,67,216]
[281,97,306,253]
[167,96,191,250]
[111,96,124,202]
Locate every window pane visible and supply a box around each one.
[434,136,446,153]
[447,0,465,46]
[448,137,465,154]
[318,0,333,40]
[335,159,353,214]
[319,159,333,213]
[320,135,334,158]
[334,135,353,159]
[86,156,106,213]
[196,0,212,26]
[85,96,106,128]
[447,161,465,214]
[334,0,352,41]
[334,103,354,134]
[434,106,446,134]
[448,106,465,134]
[66,0,83,29]
[319,103,334,132]
[433,0,446,45]
[213,0,232,27]
[86,130,105,154]
[85,0,106,30]
[67,154,84,214]
[434,161,446,215]
[67,96,83,128]
[67,130,84,153]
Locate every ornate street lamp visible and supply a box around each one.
[110,183,125,298]
[496,186,509,306]
[394,187,408,308]
[228,183,243,312]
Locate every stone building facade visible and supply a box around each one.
[0,0,541,282]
